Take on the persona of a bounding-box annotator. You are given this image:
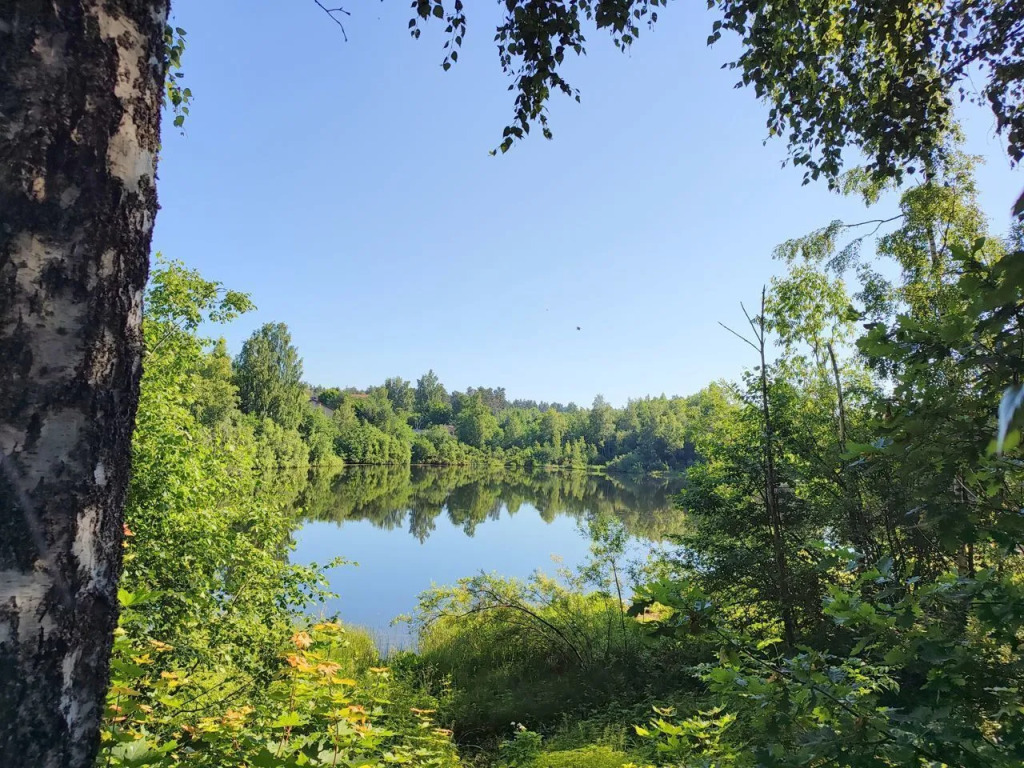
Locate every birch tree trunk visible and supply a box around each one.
[0,2,168,765]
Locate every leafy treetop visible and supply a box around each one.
[411,0,1024,189]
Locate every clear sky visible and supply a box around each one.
[153,1,1022,407]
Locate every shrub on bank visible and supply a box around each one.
[411,571,648,739]
[101,617,460,768]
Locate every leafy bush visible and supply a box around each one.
[497,726,543,767]
[101,618,460,768]
[335,420,412,464]
[604,452,647,476]
[301,404,343,468]
[410,524,653,739]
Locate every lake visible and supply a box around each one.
[291,465,685,647]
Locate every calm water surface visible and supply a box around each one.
[291,465,684,645]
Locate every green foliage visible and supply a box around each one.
[162,23,192,129]
[411,0,654,152]
[623,160,1024,767]
[101,620,461,768]
[300,404,342,469]
[253,416,311,471]
[455,394,499,448]
[334,412,413,465]
[409,523,661,740]
[301,371,706,472]
[412,426,484,466]
[384,376,416,413]
[415,369,454,428]
[143,255,253,337]
[192,338,239,426]
[414,1,1023,186]
[493,725,639,768]
[602,396,695,473]
[106,258,463,767]
[632,556,1024,767]
[354,387,399,429]
[317,387,344,410]
[713,3,989,182]
[632,706,739,767]
[497,726,543,767]
[535,745,633,768]
[125,259,319,672]
[234,322,306,431]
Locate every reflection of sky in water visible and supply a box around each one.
[293,503,656,650]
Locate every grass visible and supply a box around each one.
[535,745,637,768]
[384,526,719,766]
[416,590,645,737]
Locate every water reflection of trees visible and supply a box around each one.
[295,465,687,541]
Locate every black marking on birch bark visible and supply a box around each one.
[0,2,169,766]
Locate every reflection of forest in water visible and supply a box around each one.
[293,465,687,541]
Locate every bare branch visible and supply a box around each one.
[742,298,764,345]
[719,321,759,352]
[839,213,905,230]
[314,1,350,41]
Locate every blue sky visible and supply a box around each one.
[153,1,1022,407]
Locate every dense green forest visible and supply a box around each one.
[314,370,703,472]
[99,152,1024,767]
[194,294,708,474]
